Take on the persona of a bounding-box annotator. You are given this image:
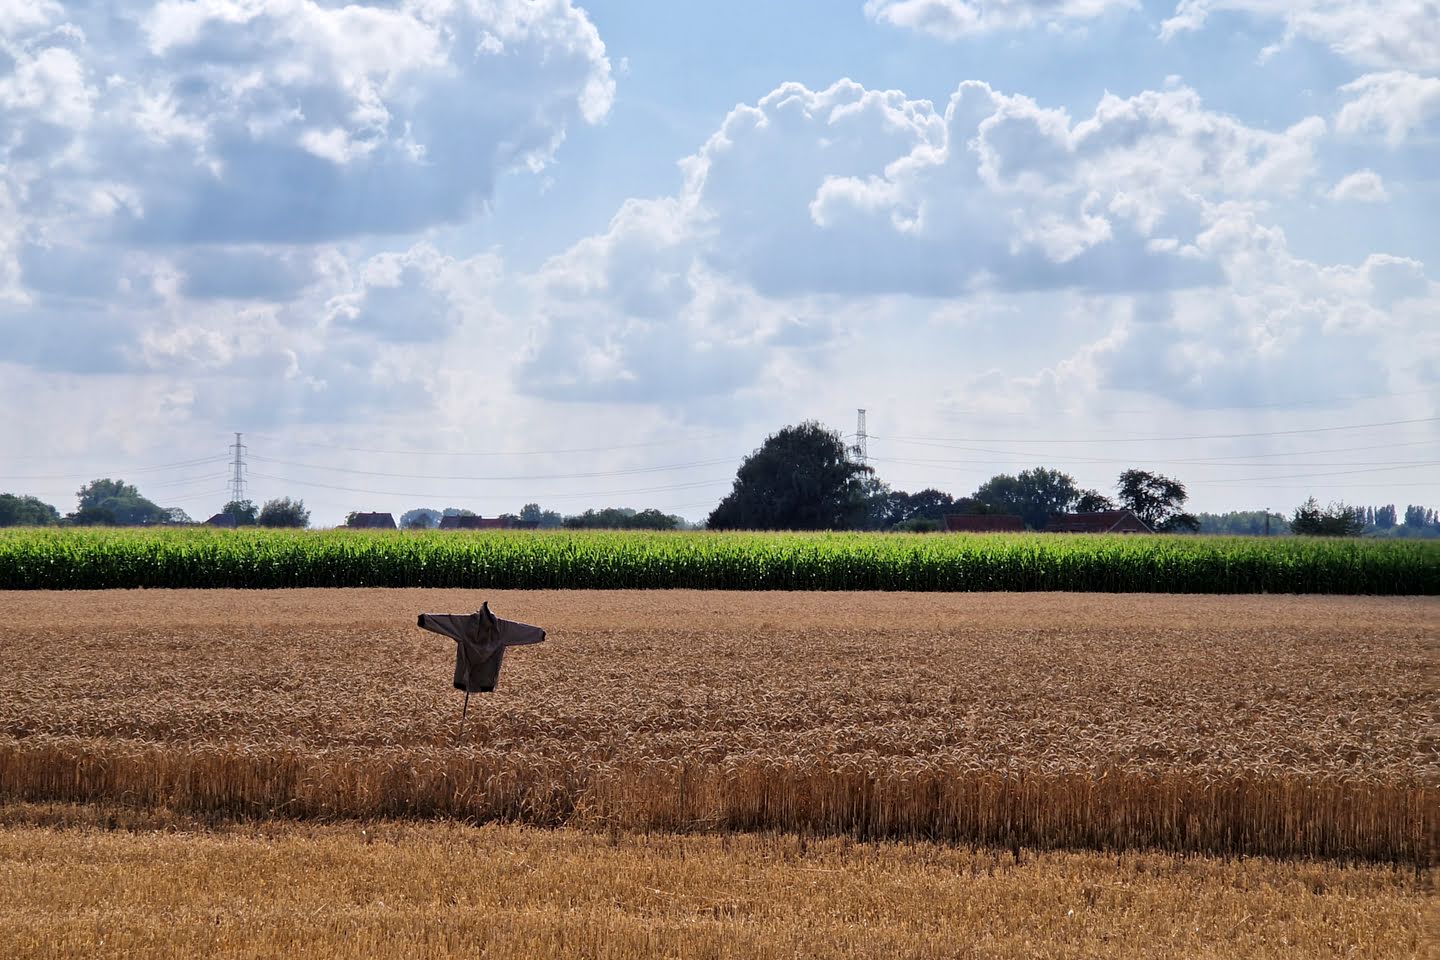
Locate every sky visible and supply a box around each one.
[1,0,1437,527]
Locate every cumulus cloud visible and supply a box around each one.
[1328,169,1390,203]
[0,0,613,415]
[1335,71,1440,145]
[506,77,1349,406]
[863,0,1137,37]
[0,0,613,259]
[693,79,1319,296]
[1161,1,1440,73]
[1075,207,1437,406]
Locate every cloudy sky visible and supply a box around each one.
[2,0,1437,526]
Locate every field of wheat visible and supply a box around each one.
[0,809,1429,960]
[1,590,1434,864]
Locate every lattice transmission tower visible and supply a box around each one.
[228,432,247,504]
[851,409,868,463]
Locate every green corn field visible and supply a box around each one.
[0,527,1435,592]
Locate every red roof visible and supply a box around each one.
[944,514,1026,532]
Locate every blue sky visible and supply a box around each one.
[1,0,1437,525]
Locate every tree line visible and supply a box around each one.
[3,426,1436,539]
[704,422,1200,532]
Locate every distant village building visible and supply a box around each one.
[439,516,539,531]
[204,513,239,529]
[1045,510,1153,534]
[944,515,1026,533]
[348,512,398,530]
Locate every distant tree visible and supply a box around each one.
[68,504,118,526]
[400,508,442,530]
[889,488,957,528]
[893,517,944,533]
[442,507,478,518]
[563,507,681,530]
[163,507,193,524]
[0,493,61,526]
[1195,510,1286,536]
[76,478,139,510]
[971,468,1088,529]
[707,422,873,530]
[1374,504,1397,530]
[1403,504,1429,529]
[1074,489,1115,513]
[1291,497,1364,536]
[220,500,259,526]
[258,497,310,528]
[519,503,564,529]
[70,478,167,525]
[1116,470,1198,532]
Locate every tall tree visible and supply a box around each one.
[1116,470,1199,532]
[0,494,61,526]
[1292,498,1364,536]
[400,508,442,530]
[220,500,259,525]
[708,422,873,530]
[258,497,310,528]
[564,507,681,530]
[1074,489,1115,513]
[972,468,1088,529]
[71,478,168,525]
[1374,504,1397,530]
[519,503,564,528]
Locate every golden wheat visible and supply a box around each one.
[1,590,1435,862]
[0,813,1430,960]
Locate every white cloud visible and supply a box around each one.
[1076,206,1437,406]
[503,78,1347,408]
[1161,1,1440,73]
[1335,71,1440,145]
[864,0,1137,37]
[1328,169,1390,203]
[1,0,614,252]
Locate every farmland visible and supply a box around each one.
[1,590,1434,862]
[2,588,1435,957]
[1,527,1437,593]
[0,813,1428,960]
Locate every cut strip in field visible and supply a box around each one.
[0,815,1429,960]
[1,591,1435,862]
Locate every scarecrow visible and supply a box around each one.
[417,601,546,740]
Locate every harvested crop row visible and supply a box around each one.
[1,528,1436,593]
[1,591,1435,862]
[0,815,1428,960]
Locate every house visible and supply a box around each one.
[348,512,398,530]
[204,513,239,529]
[439,516,540,530]
[1045,509,1153,534]
[944,514,1026,532]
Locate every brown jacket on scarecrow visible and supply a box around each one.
[416,601,546,693]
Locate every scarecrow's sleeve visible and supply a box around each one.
[416,613,468,644]
[498,618,547,647]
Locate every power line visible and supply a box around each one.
[246,470,731,502]
[872,438,1438,465]
[245,430,732,457]
[0,456,229,481]
[874,416,1440,446]
[246,454,741,482]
